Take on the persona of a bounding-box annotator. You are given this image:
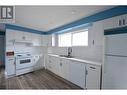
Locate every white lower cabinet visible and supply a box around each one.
[85,64,101,89]
[5,56,15,77]
[47,55,101,89]
[47,56,54,72]
[33,55,44,70]
[59,58,69,80]
[47,56,60,75]
[52,57,60,75]
[68,60,86,88]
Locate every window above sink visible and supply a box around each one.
[58,29,88,47]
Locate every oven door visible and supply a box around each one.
[16,58,34,70]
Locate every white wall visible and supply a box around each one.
[6,29,48,69]
[48,20,104,63]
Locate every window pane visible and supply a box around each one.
[72,30,88,46]
[52,34,55,46]
[58,33,71,47]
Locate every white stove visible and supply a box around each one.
[15,52,34,76]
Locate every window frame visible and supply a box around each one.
[58,32,72,47]
[72,29,88,47]
[58,28,89,47]
[51,34,55,47]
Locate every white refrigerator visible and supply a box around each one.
[103,33,127,89]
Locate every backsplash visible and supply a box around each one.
[48,45,103,62]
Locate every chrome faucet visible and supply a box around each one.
[67,47,72,57]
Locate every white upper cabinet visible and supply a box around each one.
[6,29,15,46]
[23,32,32,42]
[103,14,127,30]
[13,30,32,43]
[91,21,104,46]
[121,14,127,27]
[42,35,52,47]
[13,30,24,41]
[31,33,42,46]
[6,29,44,46]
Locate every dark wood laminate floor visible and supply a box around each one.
[0,68,81,89]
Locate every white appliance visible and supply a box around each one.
[103,31,127,89]
[15,52,34,75]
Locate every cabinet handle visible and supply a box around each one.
[123,19,125,25]
[90,66,96,69]
[22,36,26,40]
[86,70,88,75]
[60,62,62,66]
[92,40,94,45]
[119,20,122,26]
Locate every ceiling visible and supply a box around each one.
[15,6,114,32]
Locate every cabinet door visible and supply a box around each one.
[5,57,15,76]
[92,21,104,46]
[13,30,24,41]
[31,33,42,46]
[47,35,52,46]
[6,29,15,45]
[42,35,52,46]
[68,60,86,88]
[42,35,48,46]
[47,56,51,70]
[103,14,127,30]
[121,14,127,27]
[23,32,32,42]
[33,55,44,70]
[86,64,101,89]
[59,59,69,80]
[52,57,60,75]
[113,15,122,28]
[47,56,54,72]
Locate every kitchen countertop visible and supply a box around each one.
[48,54,102,66]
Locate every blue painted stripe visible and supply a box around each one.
[52,23,92,34]
[47,6,127,34]
[6,24,47,35]
[104,26,127,35]
[0,31,5,35]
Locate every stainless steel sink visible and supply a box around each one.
[59,55,74,58]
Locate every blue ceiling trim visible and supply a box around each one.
[0,31,5,35]
[47,6,127,34]
[5,6,127,35]
[104,26,127,35]
[6,24,47,35]
[54,23,92,35]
